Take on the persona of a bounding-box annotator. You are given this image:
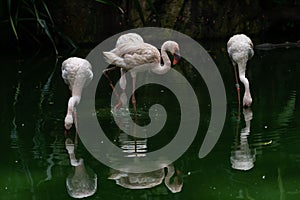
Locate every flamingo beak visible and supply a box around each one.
[173,51,181,65]
[64,128,72,137]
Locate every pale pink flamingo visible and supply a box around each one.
[103,40,180,112]
[227,34,254,107]
[62,57,93,130]
[103,33,144,109]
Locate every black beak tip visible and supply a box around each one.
[173,53,181,65]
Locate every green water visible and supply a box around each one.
[1,41,300,200]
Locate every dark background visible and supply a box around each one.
[1,0,300,54]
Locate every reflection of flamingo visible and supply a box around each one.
[65,138,97,198]
[62,57,93,130]
[164,165,183,193]
[103,33,144,109]
[108,165,183,193]
[103,40,180,111]
[227,34,254,107]
[230,108,256,171]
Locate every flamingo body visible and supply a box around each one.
[115,33,144,90]
[62,57,93,129]
[116,33,144,47]
[103,40,180,75]
[227,34,254,106]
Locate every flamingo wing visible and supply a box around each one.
[113,43,160,67]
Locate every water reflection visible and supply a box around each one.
[230,108,256,171]
[113,92,148,158]
[109,98,183,193]
[65,136,97,198]
[109,164,183,193]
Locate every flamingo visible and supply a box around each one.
[103,33,144,109]
[62,57,93,130]
[116,33,144,93]
[227,34,254,107]
[103,40,181,112]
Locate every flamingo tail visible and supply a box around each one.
[103,52,126,67]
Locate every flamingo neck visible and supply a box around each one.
[164,165,182,193]
[164,165,175,182]
[237,61,252,106]
[67,96,81,116]
[151,44,171,75]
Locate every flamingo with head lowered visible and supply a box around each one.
[103,39,180,112]
[62,57,93,130]
[227,34,254,107]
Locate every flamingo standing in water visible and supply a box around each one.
[227,34,254,107]
[62,57,93,130]
[103,33,144,109]
[103,39,180,112]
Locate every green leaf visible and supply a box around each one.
[15,0,20,27]
[32,2,41,31]
[146,0,158,15]
[41,0,54,25]
[57,30,78,49]
[38,19,58,55]
[95,0,124,13]
[8,0,19,39]
[133,0,145,25]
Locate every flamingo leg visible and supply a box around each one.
[103,66,125,110]
[120,68,127,93]
[73,108,78,147]
[233,63,241,114]
[103,66,121,100]
[131,73,137,115]
[128,71,138,155]
[114,68,128,110]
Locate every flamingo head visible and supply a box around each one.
[163,41,181,65]
[64,114,73,130]
[243,94,252,107]
[171,43,181,65]
[173,49,181,65]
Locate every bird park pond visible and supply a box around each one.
[1,36,300,200]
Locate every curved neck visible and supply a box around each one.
[164,165,175,182]
[67,96,81,116]
[164,165,182,193]
[151,44,171,75]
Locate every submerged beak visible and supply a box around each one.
[173,51,181,65]
[64,128,72,137]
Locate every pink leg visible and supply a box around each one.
[103,67,120,100]
[103,67,123,110]
[73,109,78,146]
[114,68,127,110]
[131,75,137,114]
[233,64,241,121]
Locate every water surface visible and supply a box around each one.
[1,41,300,200]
